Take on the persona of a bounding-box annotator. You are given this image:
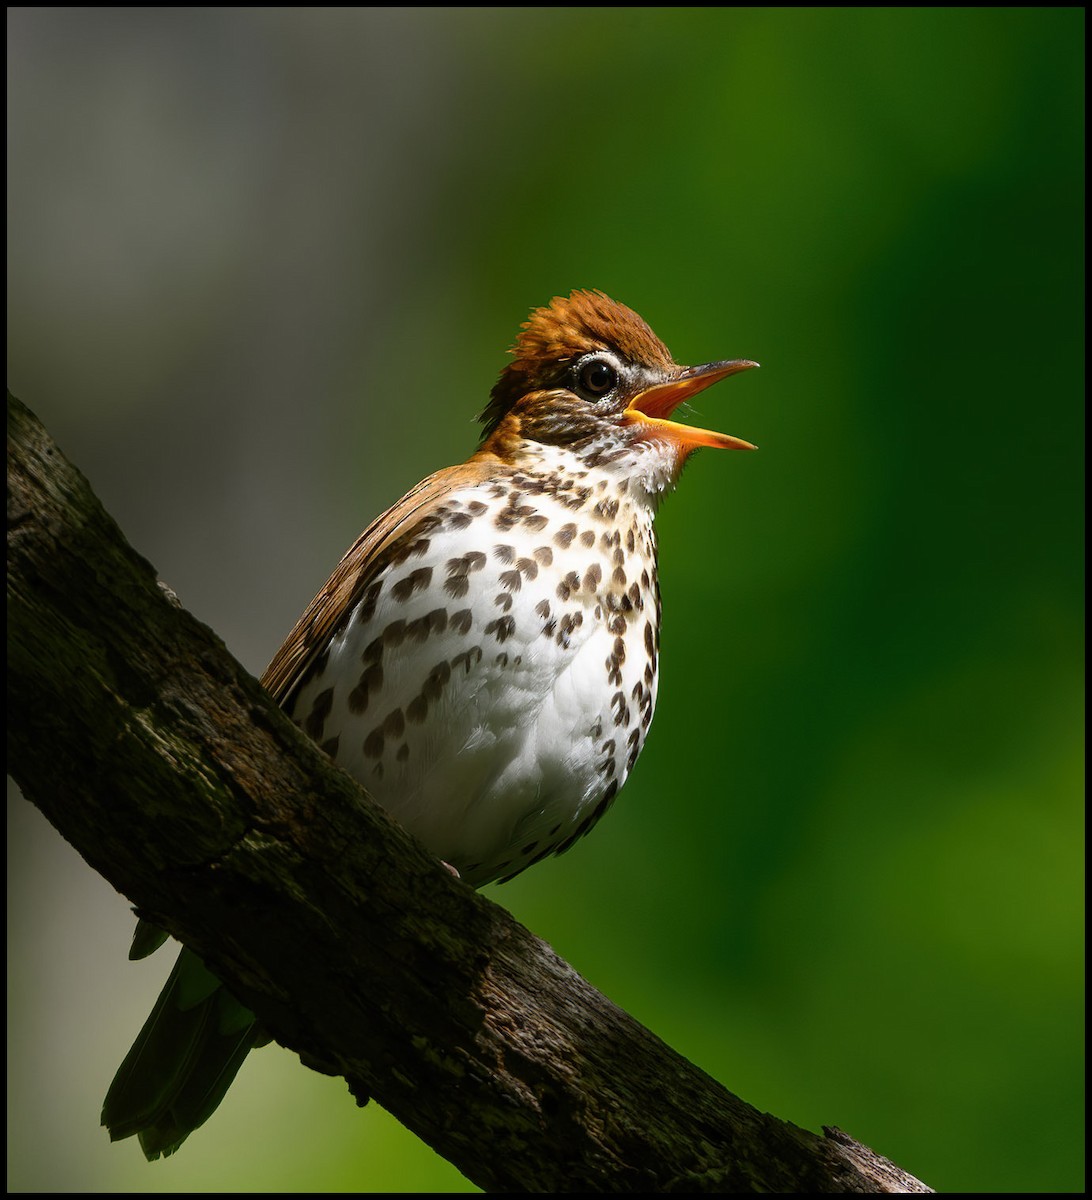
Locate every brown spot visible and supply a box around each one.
[452,646,483,672]
[357,580,383,625]
[607,612,627,635]
[467,500,488,516]
[500,568,522,592]
[533,545,554,566]
[450,608,473,634]
[524,514,548,531]
[626,528,636,553]
[442,550,487,599]
[583,562,602,592]
[554,523,577,548]
[363,729,385,759]
[644,621,655,656]
[594,497,620,520]
[422,661,452,701]
[521,840,538,855]
[447,550,486,575]
[535,599,551,620]
[496,652,509,667]
[494,592,513,612]
[320,734,340,757]
[612,566,627,589]
[493,544,515,563]
[406,608,449,642]
[516,557,539,580]
[383,619,407,648]
[407,694,429,724]
[379,708,403,739]
[557,611,583,649]
[580,529,596,547]
[557,570,580,602]
[362,636,384,666]
[485,615,516,643]
[391,566,433,603]
[447,511,473,530]
[396,743,410,762]
[348,662,383,715]
[304,686,334,739]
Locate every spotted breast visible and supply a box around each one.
[285,449,661,887]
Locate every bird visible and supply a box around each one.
[101,289,758,1159]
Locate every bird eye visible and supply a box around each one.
[576,358,618,400]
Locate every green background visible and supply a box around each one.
[7,7,1083,1193]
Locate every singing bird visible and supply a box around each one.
[102,289,758,1158]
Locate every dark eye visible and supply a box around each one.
[576,358,618,400]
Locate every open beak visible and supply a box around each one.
[625,359,759,451]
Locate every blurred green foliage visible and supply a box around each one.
[7,7,1082,1193]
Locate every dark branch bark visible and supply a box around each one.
[6,391,933,1194]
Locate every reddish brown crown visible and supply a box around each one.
[480,290,676,439]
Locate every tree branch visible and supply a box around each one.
[6,391,932,1193]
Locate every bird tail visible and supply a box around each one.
[101,928,268,1160]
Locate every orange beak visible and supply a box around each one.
[625,359,759,451]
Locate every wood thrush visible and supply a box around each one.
[101,289,758,1158]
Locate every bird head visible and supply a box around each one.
[478,290,757,490]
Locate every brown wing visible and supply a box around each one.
[261,453,502,708]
